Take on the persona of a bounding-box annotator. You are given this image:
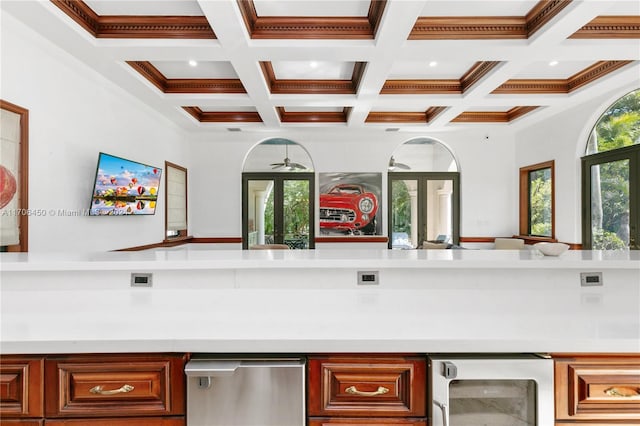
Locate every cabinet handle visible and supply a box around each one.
[89,384,135,395]
[345,385,389,396]
[604,386,640,397]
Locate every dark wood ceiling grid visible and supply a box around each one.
[183,107,262,123]
[409,0,572,39]
[493,60,634,94]
[452,106,539,123]
[127,61,246,94]
[277,107,350,123]
[237,0,386,39]
[570,16,640,38]
[50,0,215,39]
[47,0,638,127]
[260,62,366,95]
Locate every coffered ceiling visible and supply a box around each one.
[3,0,640,132]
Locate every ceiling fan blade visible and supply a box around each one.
[290,162,306,170]
[396,163,411,170]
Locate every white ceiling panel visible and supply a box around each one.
[282,107,344,112]
[420,0,540,17]
[152,61,238,79]
[84,0,204,16]
[272,61,355,80]
[513,60,596,79]
[253,0,370,17]
[388,60,477,79]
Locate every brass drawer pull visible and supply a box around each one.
[89,384,135,395]
[604,386,640,397]
[345,385,389,396]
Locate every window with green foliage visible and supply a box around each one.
[583,89,639,250]
[519,161,554,239]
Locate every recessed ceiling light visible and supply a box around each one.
[549,60,559,67]
[188,60,198,67]
[309,61,318,69]
[429,61,438,67]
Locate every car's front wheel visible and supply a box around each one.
[360,215,377,235]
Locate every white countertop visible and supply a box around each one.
[1,249,639,355]
[1,247,639,271]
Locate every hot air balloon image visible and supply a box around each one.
[137,186,146,195]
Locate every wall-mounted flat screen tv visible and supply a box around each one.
[89,152,162,216]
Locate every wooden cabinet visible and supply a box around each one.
[554,354,640,423]
[0,356,44,421]
[1,354,185,426]
[308,355,426,425]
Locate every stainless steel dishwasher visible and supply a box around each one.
[184,356,306,426]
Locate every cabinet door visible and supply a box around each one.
[44,354,186,418]
[308,355,426,418]
[0,356,44,418]
[555,355,640,421]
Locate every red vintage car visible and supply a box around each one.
[319,184,378,234]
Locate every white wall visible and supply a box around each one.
[1,14,188,252]
[189,126,517,241]
[515,86,637,245]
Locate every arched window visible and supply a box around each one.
[242,139,315,249]
[388,137,460,249]
[582,89,639,250]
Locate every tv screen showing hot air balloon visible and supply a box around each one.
[89,152,162,216]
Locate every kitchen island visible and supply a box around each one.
[1,248,639,354]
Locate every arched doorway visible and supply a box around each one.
[582,89,639,250]
[242,138,315,249]
[387,137,460,249]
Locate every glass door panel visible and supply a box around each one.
[388,173,459,249]
[449,379,536,426]
[425,179,453,243]
[590,159,630,249]
[243,173,314,249]
[283,179,310,249]
[391,179,417,249]
[247,180,274,247]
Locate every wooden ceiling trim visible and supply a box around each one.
[525,0,573,37]
[453,106,538,123]
[426,106,447,122]
[492,79,569,94]
[460,61,501,92]
[183,107,262,123]
[507,106,539,121]
[493,61,632,94]
[128,61,246,94]
[127,61,167,92]
[366,112,428,123]
[260,61,363,94]
[568,60,634,92]
[236,0,382,39]
[278,107,348,123]
[570,16,640,39]
[381,80,461,94]
[452,111,510,123]
[409,0,571,40]
[51,0,100,36]
[165,79,246,94]
[409,16,527,40]
[51,0,215,39]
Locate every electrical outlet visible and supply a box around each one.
[131,272,153,287]
[357,271,379,285]
[580,272,603,287]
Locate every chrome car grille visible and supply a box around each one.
[319,208,355,222]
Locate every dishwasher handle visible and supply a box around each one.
[185,358,305,377]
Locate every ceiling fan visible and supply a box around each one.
[271,144,307,170]
[388,156,410,171]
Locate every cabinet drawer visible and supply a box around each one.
[309,419,426,425]
[0,356,44,418]
[308,355,426,417]
[44,354,186,418]
[554,355,640,421]
[43,417,184,425]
